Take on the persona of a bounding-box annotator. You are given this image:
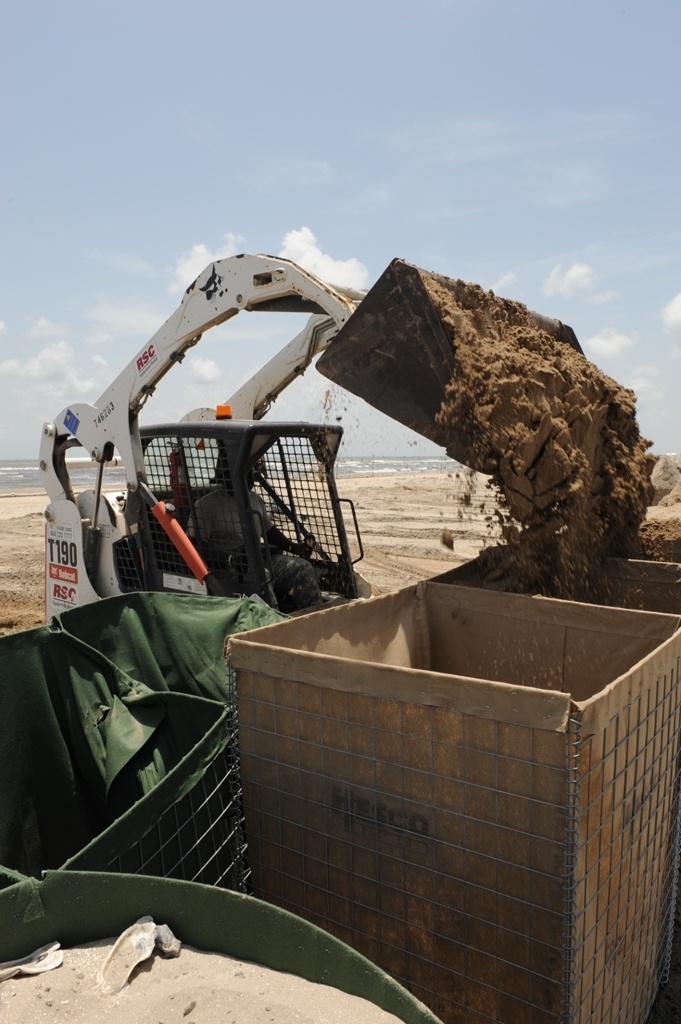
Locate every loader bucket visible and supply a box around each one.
[317,258,582,454]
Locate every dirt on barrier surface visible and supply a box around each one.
[422,271,654,602]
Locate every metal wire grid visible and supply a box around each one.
[237,664,681,1024]
[569,659,681,1024]
[143,434,192,493]
[561,716,582,1024]
[104,661,251,893]
[257,437,335,540]
[144,434,201,571]
[660,764,681,987]
[134,432,355,598]
[255,436,355,597]
[238,683,572,1023]
[106,730,251,893]
[137,434,232,581]
[113,536,143,591]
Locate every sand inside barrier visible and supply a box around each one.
[0,938,413,1024]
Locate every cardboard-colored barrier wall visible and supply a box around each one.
[229,583,681,1024]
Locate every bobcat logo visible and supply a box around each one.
[200,264,223,301]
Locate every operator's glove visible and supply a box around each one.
[290,537,316,558]
[228,548,250,575]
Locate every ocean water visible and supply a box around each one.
[0,459,128,492]
[336,455,456,476]
[0,455,457,492]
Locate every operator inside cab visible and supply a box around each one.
[194,451,322,612]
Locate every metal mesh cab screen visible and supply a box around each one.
[138,430,356,602]
[112,536,143,592]
[254,435,355,598]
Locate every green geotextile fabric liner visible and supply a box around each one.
[0,592,284,879]
[0,872,443,1024]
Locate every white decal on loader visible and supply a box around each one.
[162,573,207,596]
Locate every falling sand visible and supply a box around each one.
[420,271,654,602]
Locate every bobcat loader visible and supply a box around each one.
[40,253,579,619]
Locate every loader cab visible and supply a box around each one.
[113,421,363,611]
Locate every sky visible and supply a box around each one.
[1,0,680,460]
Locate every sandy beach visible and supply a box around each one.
[1,471,681,1023]
[2,468,678,632]
[0,490,47,633]
[0,470,502,634]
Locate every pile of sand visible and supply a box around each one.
[650,454,681,504]
[0,938,411,1024]
[420,271,653,601]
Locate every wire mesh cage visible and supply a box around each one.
[105,713,251,892]
[93,660,252,895]
[229,582,681,1024]
[253,434,357,600]
[0,593,258,898]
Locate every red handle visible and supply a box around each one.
[150,501,211,584]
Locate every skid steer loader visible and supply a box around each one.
[40,253,579,619]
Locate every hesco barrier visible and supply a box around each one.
[0,871,442,1024]
[0,591,282,889]
[227,582,681,1024]
[432,554,681,617]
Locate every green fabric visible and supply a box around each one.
[0,593,283,878]
[0,872,443,1024]
[56,591,283,703]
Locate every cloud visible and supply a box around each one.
[542,263,597,298]
[26,317,68,338]
[87,300,166,341]
[84,327,114,346]
[189,356,221,383]
[491,272,518,293]
[0,342,99,396]
[279,227,369,290]
[662,293,681,336]
[583,327,634,358]
[23,342,78,381]
[627,365,663,402]
[0,321,7,336]
[168,233,244,294]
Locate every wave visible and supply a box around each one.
[0,454,460,491]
